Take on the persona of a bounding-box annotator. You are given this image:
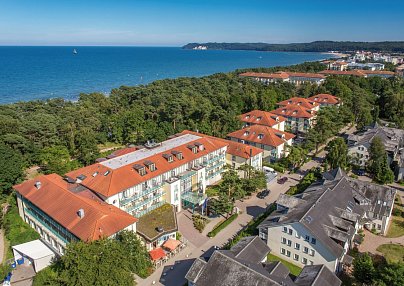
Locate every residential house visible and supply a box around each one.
[307,94,341,107]
[13,174,137,255]
[258,168,396,273]
[347,123,404,169]
[271,97,319,133]
[240,109,286,131]
[227,125,295,162]
[347,62,385,71]
[327,61,348,71]
[238,72,290,84]
[185,236,341,286]
[319,69,395,78]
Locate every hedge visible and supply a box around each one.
[207,213,238,237]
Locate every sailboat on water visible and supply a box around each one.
[73,49,78,55]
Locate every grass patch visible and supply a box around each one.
[136,204,177,240]
[97,142,124,151]
[208,213,238,237]
[192,214,210,233]
[386,218,404,238]
[267,254,302,276]
[376,244,404,263]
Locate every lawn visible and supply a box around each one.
[376,244,404,263]
[267,254,302,276]
[386,195,404,238]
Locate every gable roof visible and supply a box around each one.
[179,130,263,159]
[272,104,317,119]
[294,265,342,286]
[66,134,228,198]
[240,110,286,127]
[239,72,290,79]
[308,94,340,105]
[227,125,295,148]
[13,174,137,242]
[230,236,270,264]
[285,72,326,79]
[319,70,367,77]
[277,97,319,110]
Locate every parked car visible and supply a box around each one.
[277,177,288,184]
[353,169,365,176]
[257,189,270,199]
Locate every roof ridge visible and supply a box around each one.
[311,264,325,285]
[235,236,257,258]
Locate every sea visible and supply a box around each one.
[0,46,334,104]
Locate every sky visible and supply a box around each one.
[0,0,403,46]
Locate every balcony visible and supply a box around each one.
[205,154,225,165]
[120,183,164,206]
[126,191,166,213]
[206,160,225,172]
[207,169,224,180]
[134,201,166,217]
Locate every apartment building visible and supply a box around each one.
[239,71,325,85]
[178,130,264,177]
[271,97,319,133]
[258,168,396,273]
[307,94,341,107]
[327,61,348,71]
[13,174,137,255]
[319,69,395,78]
[227,125,294,161]
[239,110,286,131]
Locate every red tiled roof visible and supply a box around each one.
[360,70,395,75]
[227,125,295,148]
[308,94,341,105]
[283,72,326,79]
[13,174,137,242]
[162,238,181,251]
[277,97,319,110]
[149,247,166,261]
[179,130,263,159]
[272,104,317,119]
[239,110,286,127]
[66,136,228,198]
[239,72,289,79]
[319,70,366,77]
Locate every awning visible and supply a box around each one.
[162,238,181,251]
[149,247,166,261]
[12,240,55,261]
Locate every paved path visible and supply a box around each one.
[0,229,4,264]
[358,230,404,254]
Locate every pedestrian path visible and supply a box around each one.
[358,230,404,254]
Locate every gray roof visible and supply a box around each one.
[277,193,305,209]
[294,265,342,286]
[230,236,271,264]
[185,258,207,283]
[264,261,290,278]
[190,251,281,286]
[322,167,346,182]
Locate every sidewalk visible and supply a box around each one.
[358,230,404,254]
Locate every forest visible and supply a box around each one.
[0,61,403,197]
[183,41,404,53]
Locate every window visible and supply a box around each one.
[303,247,309,254]
[281,248,286,255]
[295,243,300,250]
[295,232,300,238]
[310,260,314,265]
[231,155,236,162]
[310,249,315,256]
[305,235,310,242]
[302,257,307,264]
[283,226,288,233]
[287,240,292,247]
[281,237,287,244]
[294,254,299,261]
[286,250,291,257]
[288,229,293,235]
[311,238,316,245]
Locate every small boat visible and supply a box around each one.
[73,49,78,55]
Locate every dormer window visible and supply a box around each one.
[187,144,198,154]
[293,111,297,115]
[162,153,174,162]
[144,160,156,172]
[244,131,250,136]
[194,142,204,151]
[258,133,264,139]
[245,114,250,119]
[172,150,183,160]
[256,116,262,121]
[133,164,147,176]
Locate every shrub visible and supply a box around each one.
[392,208,402,217]
[192,214,209,233]
[208,213,238,237]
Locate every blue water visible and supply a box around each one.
[0,47,332,104]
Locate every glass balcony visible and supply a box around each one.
[126,191,166,213]
[120,183,164,206]
[206,160,225,172]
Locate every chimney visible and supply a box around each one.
[77,208,85,219]
[34,181,41,190]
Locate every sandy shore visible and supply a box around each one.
[322,52,350,58]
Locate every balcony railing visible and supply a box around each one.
[206,160,225,172]
[207,169,224,180]
[120,183,164,206]
[125,191,166,213]
[134,201,166,217]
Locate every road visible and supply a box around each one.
[137,154,326,286]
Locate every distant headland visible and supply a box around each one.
[182,41,404,53]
